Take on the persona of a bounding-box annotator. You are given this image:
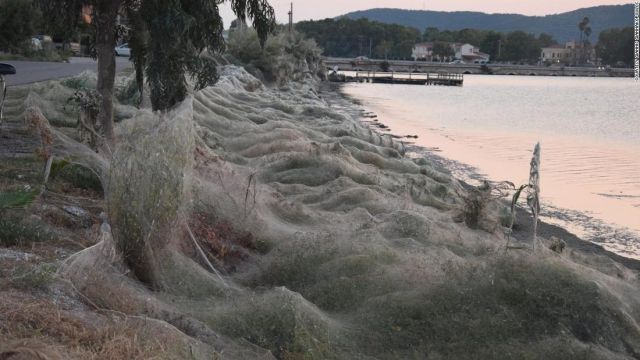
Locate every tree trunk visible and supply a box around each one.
[94,1,122,145]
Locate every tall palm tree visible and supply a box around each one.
[577,17,591,64]
[583,26,592,63]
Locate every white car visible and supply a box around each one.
[31,37,42,50]
[115,43,131,57]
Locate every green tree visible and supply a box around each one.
[456,28,485,47]
[537,33,555,48]
[596,27,634,66]
[422,27,439,41]
[432,41,454,61]
[432,29,455,43]
[577,17,592,64]
[374,40,392,59]
[502,31,539,63]
[296,18,420,59]
[480,32,504,60]
[0,0,42,53]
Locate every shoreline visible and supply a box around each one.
[328,81,640,272]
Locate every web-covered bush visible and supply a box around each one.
[226,29,323,85]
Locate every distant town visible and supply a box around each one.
[297,13,634,69]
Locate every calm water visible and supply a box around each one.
[344,75,640,258]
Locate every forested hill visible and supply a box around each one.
[341,4,634,42]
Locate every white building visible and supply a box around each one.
[454,43,490,63]
[411,42,434,61]
[412,42,489,63]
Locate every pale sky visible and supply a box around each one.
[220,0,631,26]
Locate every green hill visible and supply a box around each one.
[341,4,634,42]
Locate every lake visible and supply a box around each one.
[344,75,640,258]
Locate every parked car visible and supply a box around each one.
[115,43,131,57]
[33,34,52,42]
[31,38,42,50]
[449,59,464,64]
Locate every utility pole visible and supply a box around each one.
[369,37,372,58]
[288,3,293,33]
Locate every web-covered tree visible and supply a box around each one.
[39,0,276,142]
[38,0,123,144]
[128,0,275,111]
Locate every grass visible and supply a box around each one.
[61,76,91,90]
[210,289,332,360]
[0,157,43,186]
[10,263,57,290]
[115,78,140,106]
[56,163,103,194]
[0,212,55,247]
[0,293,188,359]
[0,189,38,209]
[354,255,638,359]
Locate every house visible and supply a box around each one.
[454,43,490,63]
[412,42,490,63]
[411,42,434,61]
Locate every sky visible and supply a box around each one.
[219,0,632,26]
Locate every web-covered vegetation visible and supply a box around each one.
[6,44,640,359]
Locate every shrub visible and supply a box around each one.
[0,189,38,209]
[49,158,102,193]
[115,78,140,106]
[226,29,322,85]
[107,102,194,286]
[61,77,91,91]
[0,213,54,247]
[11,263,57,290]
[549,237,566,253]
[355,256,640,358]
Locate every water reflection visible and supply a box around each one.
[344,75,640,258]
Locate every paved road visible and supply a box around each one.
[2,56,131,86]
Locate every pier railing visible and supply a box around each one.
[340,71,463,86]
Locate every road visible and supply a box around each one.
[2,56,131,86]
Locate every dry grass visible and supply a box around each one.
[0,291,177,359]
[187,211,259,273]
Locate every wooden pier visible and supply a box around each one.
[328,71,464,86]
